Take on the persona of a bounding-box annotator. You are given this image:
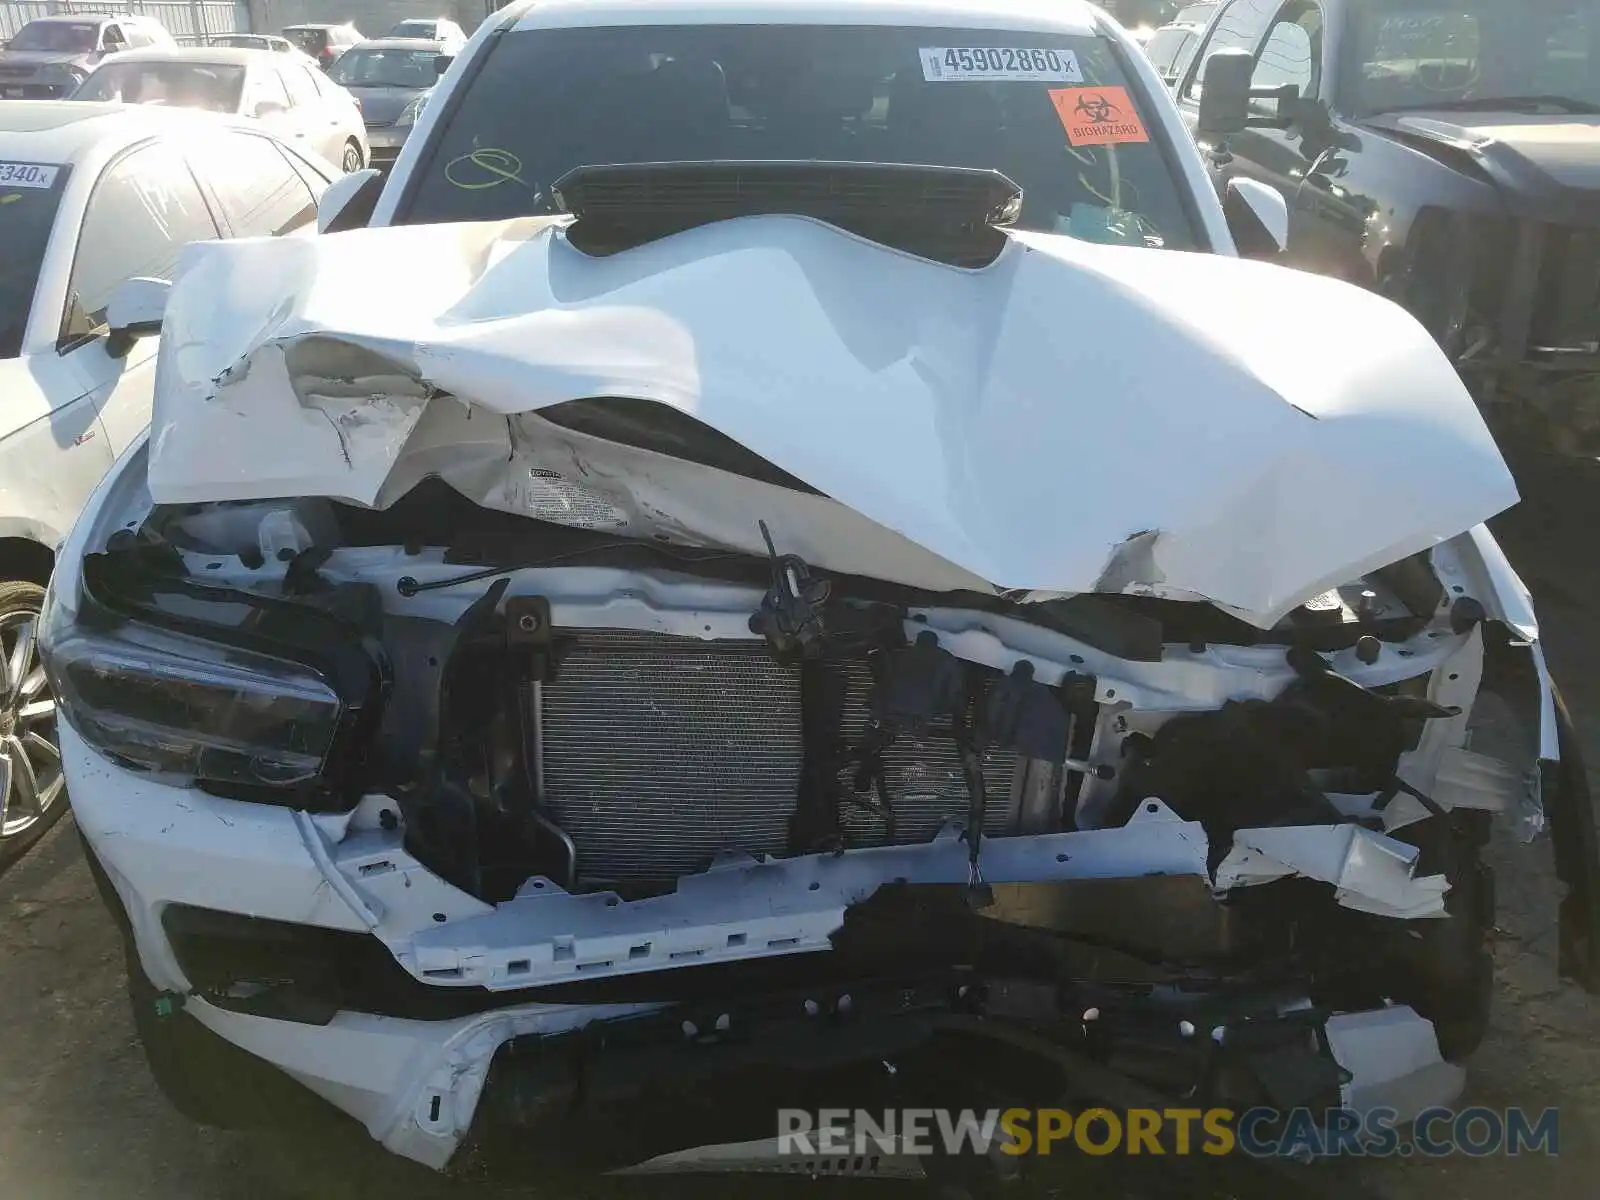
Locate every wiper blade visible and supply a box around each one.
[1381,94,1600,115]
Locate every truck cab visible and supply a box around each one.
[1171,0,1600,454]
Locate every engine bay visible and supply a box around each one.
[126,483,1520,914]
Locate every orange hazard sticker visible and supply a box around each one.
[1048,86,1151,146]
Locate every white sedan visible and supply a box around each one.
[0,100,337,862]
[69,45,368,172]
[38,0,1600,1181]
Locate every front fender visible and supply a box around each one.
[1549,693,1600,991]
[1442,526,1600,993]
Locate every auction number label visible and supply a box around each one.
[0,162,59,189]
[920,47,1084,83]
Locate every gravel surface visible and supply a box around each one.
[2,455,1596,1200]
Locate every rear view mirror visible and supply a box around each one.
[433,53,453,77]
[1225,178,1289,259]
[106,276,171,358]
[317,167,383,233]
[1196,48,1252,136]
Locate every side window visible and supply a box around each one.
[244,68,290,115]
[1181,0,1283,100]
[101,23,126,51]
[279,64,319,108]
[192,133,317,237]
[1146,29,1197,77]
[1251,7,1322,110]
[63,142,218,339]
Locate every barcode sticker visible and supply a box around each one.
[920,47,1084,83]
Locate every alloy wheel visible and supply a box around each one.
[0,610,63,842]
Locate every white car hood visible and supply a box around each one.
[147,214,1517,629]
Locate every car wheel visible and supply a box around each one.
[0,581,66,867]
[340,139,363,173]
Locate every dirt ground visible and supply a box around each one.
[2,454,1598,1200]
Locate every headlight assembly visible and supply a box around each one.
[395,93,428,127]
[39,547,387,807]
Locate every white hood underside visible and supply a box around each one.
[147,214,1517,629]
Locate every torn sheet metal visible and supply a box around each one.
[1215,825,1449,919]
[338,805,1445,991]
[148,214,1517,628]
[1324,1007,1467,1127]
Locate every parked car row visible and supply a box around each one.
[0,12,469,175]
[1,0,1588,1188]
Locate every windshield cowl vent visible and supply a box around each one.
[551,160,1024,267]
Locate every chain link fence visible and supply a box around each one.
[0,1,250,44]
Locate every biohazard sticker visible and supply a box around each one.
[1048,87,1150,146]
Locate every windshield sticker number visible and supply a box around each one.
[1049,87,1150,146]
[0,162,58,189]
[921,47,1083,83]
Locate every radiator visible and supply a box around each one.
[539,631,1017,884]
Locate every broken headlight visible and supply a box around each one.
[45,621,343,788]
[39,547,386,804]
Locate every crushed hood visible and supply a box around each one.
[147,214,1517,629]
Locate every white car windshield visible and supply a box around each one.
[401,24,1202,250]
[73,61,246,112]
[0,166,68,358]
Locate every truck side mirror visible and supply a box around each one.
[1196,48,1253,136]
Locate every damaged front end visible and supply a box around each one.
[43,207,1600,1173]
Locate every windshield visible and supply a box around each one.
[284,28,327,53]
[1347,0,1600,114]
[0,164,68,358]
[401,25,1200,250]
[329,46,438,87]
[8,21,98,53]
[73,61,246,113]
[389,21,437,38]
[215,35,267,49]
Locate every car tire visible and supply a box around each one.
[0,580,68,868]
[341,139,363,173]
[1395,814,1495,1061]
